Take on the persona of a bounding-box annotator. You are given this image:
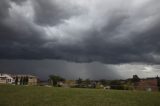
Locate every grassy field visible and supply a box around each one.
[0,85,160,106]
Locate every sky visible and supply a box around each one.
[0,0,160,80]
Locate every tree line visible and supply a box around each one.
[48,74,160,91]
[15,76,29,85]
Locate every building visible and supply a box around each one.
[0,73,14,84]
[12,74,38,85]
[28,75,37,85]
[0,73,38,85]
[135,77,159,91]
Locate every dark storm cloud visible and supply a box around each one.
[11,0,27,5]
[32,0,81,26]
[0,0,10,19]
[0,60,122,80]
[0,59,159,80]
[0,0,160,64]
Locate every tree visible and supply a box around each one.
[15,76,18,85]
[23,77,26,85]
[85,79,91,85]
[49,75,65,86]
[132,75,140,83]
[99,79,109,86]
[132,75,140,87]
[156,76,160,91]
[110,80,123,90]
[26,76,29,85]
[23,76,29,85]
[83,79,91,88]
[76,78,82,85]
[20,77,23,85]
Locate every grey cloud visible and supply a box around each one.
[0,60,159,80]
[11,0,27,5]
[33,0,82,26]
[0,59,122,80]
[0,0,10,19]
[0,0,160,65]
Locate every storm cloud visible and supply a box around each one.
[0,0,160,64]
[0,59,159,80]
[0,59,122,80]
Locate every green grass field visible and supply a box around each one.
[0,85,160,106]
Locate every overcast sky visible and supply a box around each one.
[0,0,160,80]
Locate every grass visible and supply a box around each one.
[0,85,160,106]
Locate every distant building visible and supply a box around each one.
[12,75,38,85]
[135,77,159,91]
[0,73,14,84]
[61,80,76,88]
[0,73,38,85]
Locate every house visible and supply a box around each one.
[12,74,38,85]
[28,75,37,85]
[135,77,159,91]
[0,73,14,84]
[0,73,38,85]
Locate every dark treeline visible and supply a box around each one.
[47,74,160,91]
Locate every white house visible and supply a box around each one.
[0,73,38,85]
[0,73,14,84]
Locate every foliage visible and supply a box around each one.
[132,75,140,83]
[49,75,65,86]
[110,80,124,90]
[99,79,109,86]
[76,78,83,85]
[23,76,29,85]
[75,78,96,88]
[15,76,18,85]
[18,76,29,85]
[123,84,134,90]
[20,77,23,85]
[84,79,91,85]
[156,76,160,91]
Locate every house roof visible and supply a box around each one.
[12,74,37,78]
